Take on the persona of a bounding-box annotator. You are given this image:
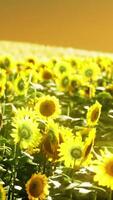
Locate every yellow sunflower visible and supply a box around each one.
[80,60,101,82]
[11,117,42,149]
[82,128,96,166]
[79,84,96,99]
[59,134,84,168]
[35,95,61,120]
[41,120,60,160]
[55,72,71,92]
[26,173,49,200]
[38,66,54,82]
[13,74,29,96]
[93,149,113,189]
[54,60,73,75]
[0,184,6,200]
[86,101,102,127]
[0,55,14,74]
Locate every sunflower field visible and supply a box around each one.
[1,41,113,200]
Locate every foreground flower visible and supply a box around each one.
[86,101,102,127]
[35,95,61,120]
[59,134,84,168]
[26,173,49,200]
[0,184,6,200]
[93,149,113,190]
[11,118,41,149]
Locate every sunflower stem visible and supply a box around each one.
[11,144,17,200]
[108,188,112,200]
[93,192,97,200]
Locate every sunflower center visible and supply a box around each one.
[91,107,99,122]
[19,125,31,139]
[71,147,82,159]
[71,80,77,89]
[61,77,69,87]
[29,178,43,198]
[85,68,93,77]
[42,70,52,80]
[59,66,66,73]
[105,159,113,176]
[39,100,55,117]
[17,79,25,91]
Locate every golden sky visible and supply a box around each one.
[0,0,113,52]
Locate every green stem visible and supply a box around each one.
[11,144,17,200]
[108,188,112,200]
[93,192,97,200]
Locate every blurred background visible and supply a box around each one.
[0,0,113,52]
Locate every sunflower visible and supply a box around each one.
[93,149,113,189]
[54,60,73,75]
[0,184,6,200]
[55,72,71,92]
[86,101,102,127]
[26,173,49,200]
[11,117,42,149]
[38,66,54,82]
[41,120,60,160]
[13,74,29,96]
[82,128,96,166]
[79,84,96,99]
[35,95,61,120]
[59,134,84,168]
[0,55,14,74]
[41,121,74,160]
[68,74,81,94]
[80,60,101,82]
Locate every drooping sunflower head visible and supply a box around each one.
[41,120,60,160]
[26,173,49,200]
[35,95,61,120]
[86,101,102,127]
[0,184,6,200]
[11,117,42,149]
[79,83,96,99]
[93,149,113,189]
[82,128,96,166]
